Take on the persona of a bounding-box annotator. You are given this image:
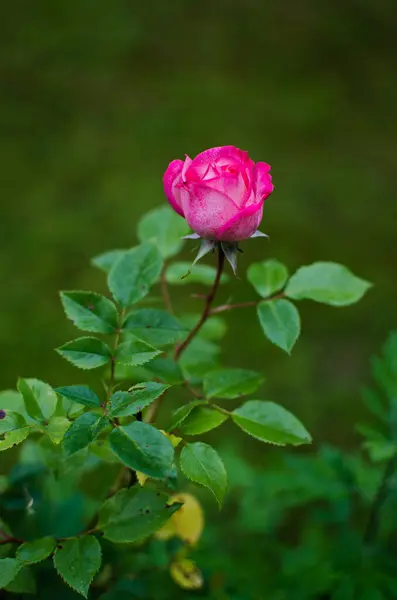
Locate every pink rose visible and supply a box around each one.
[163,146,274,241]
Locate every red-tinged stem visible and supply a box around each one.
[210,292,285,315]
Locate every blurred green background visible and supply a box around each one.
[1,1,397,596]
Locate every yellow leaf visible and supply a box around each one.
[170,559,203,590]
[136,471,148,486]
[155,492,204,545]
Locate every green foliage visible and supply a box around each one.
[60,291,118,333]
[55,385,101,408]
[167,400,203,432]
[285,262,372,306]
[57,337,111,370]
[232,400,312,445]
[180,442,227,507]
[108,243,163,307]
[109,421,174,478]
[247,259,289,298]
[98,487,182,543]
[137,205,189,259]
[92,249,127,273]
[203,368,264,399]
[0,558,21,589]
[166,262,229,285]
[123,309,187,346]
[53,536,102,597]
[109,382,169,418]
[257,299,301,353]
[17,537,56,564]
[5,566,36,594]
[114,338,161,367]
[179,406,228,435]
[17,378,57,422]
[62,412,103,456]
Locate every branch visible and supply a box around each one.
[174,247,225,361]
[210,292,285,315]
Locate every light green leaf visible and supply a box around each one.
[109,421,174,478]
[123,309,187,346]
[180,442,227,507]
[45,417,71,444]
[0,558,21,589]
[181,314,227,341]
[180,406,228,435]
[285,262,372,306]
[98,487,181,543]
[4,566,36,594]
[0,427,31,451]
[0,390,25,415]
[62,412,102,457]
[109,382,169,418]
[55,385,101,408]
[17,537,56,565]
[115,339,161,367]
[247,259,289,298]
[17,378,45,422]
[0,410,27,435]
[53,536,101,598]
[108,243,163,308]
[166,262,229,286]
[57,337,111,370]
[204,368,264,399]
[145,357,184,384]
[137,205,189,259]
[257,299,300,354]
[60,291,118,334]
[166,400,204,432]
[232,400,311,445]
[91,249,127,273]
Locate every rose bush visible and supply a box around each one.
[163,145,274,241]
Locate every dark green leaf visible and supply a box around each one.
[179,338,221,380]
[166,262,229,286]
[108,243,163,308]
[0,558,21,589]
[362,387,388,421]
[98,487,181,543]
[4,566,36,594]
[53,536,102,598]
[180,442,227,507]
[180,406,228,435]
[0,411,27,435]
[203,368,264,399]
[285,262,372,306]
[123,309,187,346]
[137,205,189,259]
[60,291,118,333]
[115,339,161,367]
[55,385,101,408]
[166,400,204,432]
[145,357,184,384]
[257,299,300,354]
[17,537,56,564]
[62,412,102,457]
[232,400,311,445]
[57,337,111,370]
[109,382,169,417]
[109,421,174,478]
[92,249,127,273]
[247,259,289,298]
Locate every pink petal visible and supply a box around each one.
[183,183,239,239]
[253,162,274,202]
[186,145,249,181]
[163,159,185,217]
[215,201,264,242]
[181,155,192,182]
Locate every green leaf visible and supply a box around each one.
[181,314,227,341]
[137,205,189,259]
[17,378,45,422]
[98,487,181,543]
[17,537,56,565]
[180,442,227,507]
[203,368,264,399]
[60,291,118,334]
[285,262,372,306]
[62,412,102,457]
[257,299,300,354]
[108,243,163,308]
[247,259,289,298]
[123,309,187,346]
[180,406,228,435]
[57,337,111,370]
[0,427,31,451]
[53,535,101,598]
[4,566,36,594]
[145,357,184,384]
[109,421,174,478]
[0,558,21,589]
[45,416,71,444]
[232,400,311,445]
[166,262,229,286]
[166,400,204,432]
[0,411,27,435]
[92,249,127,273]
[115,338,161,367]
[109,382,169,417]
[55,385,101,408]
[179,338,221,380]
